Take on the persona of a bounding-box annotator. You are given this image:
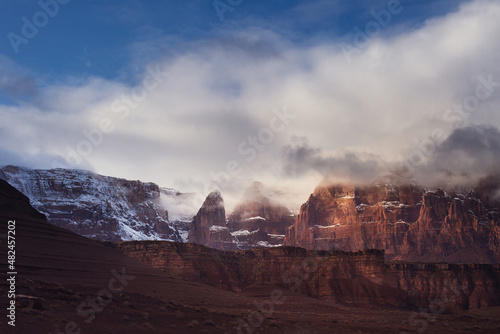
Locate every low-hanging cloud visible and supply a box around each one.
[1,0,500,210]
[280,125,500,189]
[412,125,500,186]
[280,135,385,184]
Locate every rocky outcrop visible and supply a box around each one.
[0,165,180,241]
[186,183,296,251]
[0,167,297,250]
[118,240,500,311]
[227,181,295,249]
[5,177,500,334]
[188,190,234,250]
[400,190,500,263]
[0,178,261,334]
[285,181,423,253]
[285,177,500,263]
[4,164,499,263]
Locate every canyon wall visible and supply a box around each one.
[285,180,500,263]
[118,241,500,311]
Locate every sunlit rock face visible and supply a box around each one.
[285,177,500,263]
[188,190,234,250]
[227,181,295,250]
[119,241,500,311]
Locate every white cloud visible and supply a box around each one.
[1,0,500,211]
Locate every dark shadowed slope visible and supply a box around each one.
[0,179,257,333]
[2,179,500,333]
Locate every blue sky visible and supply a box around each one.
[1,0,500,209]
[1,0,467,87]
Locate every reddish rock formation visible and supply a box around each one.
[227,181,295,249]
[285,177,500,263]
[0,179,265,334]
[400,190,500,263]
[3,164,499,264]
[188,190,234,250]
[4,172,500,333]
[285,181,422,253]
[118,240,500,311]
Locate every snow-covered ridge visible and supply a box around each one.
[231,229,259,236]
[210,225,229,232]
[313,224,341,228]
[256,241,281,248]
[243,216,266,221]
[0,166,298,249]
[0,165,183,242]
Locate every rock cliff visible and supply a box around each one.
[118,240,500,311]
[188,190,234,250]
[4,177,500,333]
[0,165,180,241]
[227,181,295,249]
[284,177,500,263]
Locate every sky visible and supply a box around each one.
[1,0,500,211]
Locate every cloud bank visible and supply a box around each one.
[1,0,500,210]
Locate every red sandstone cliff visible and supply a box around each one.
[4,177,499,333]
[188,190,234,250]
[227,181,295,249]
[285,177,500,263]
[118,240,500,311]
[0,179,267,334]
